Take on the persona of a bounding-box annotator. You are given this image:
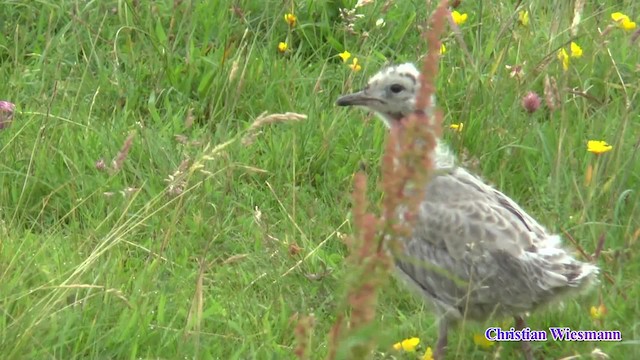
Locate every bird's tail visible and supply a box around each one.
[538,234,600,293]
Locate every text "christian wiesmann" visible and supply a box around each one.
[485,327,622,342]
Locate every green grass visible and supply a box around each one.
[1,0,639,358]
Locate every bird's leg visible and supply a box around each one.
[514,316,534,360]
[434,320,448,360]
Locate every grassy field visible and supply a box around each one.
[1,0,639,359]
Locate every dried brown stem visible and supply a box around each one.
[111,132,136,172]
[322,1,450,359]
[293,315,315,360]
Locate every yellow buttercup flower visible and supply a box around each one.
[451,10,468,25]
[611,12,637,31]
[620,19,637,31]
[587,140,613,154]
[284,13,297,27]
[557,48,570,71]
[422,347,434,360]
[338,50,351,63]
[393,337,420,352]
[473,333,495,350]
[349,58,362,72]
[440,43,446,55]
[449,123,463,132]
[518,10,529,27]
[611,12,630,23]
[556,42,582,71]
[590,304,607,320]
[277,42,288,53]
[570,42,583,58]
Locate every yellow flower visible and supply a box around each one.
[611,12,637,31]
[587,140,613,154]
[556,43,581,71]
[611,12,630,23]
[557,48,570,71]
[473,333,495,350]
[284,13,297,27]
[392,337,420,352]
[277,42,288,53]
[570,42,583,58]
[451,10,468,25]
[349,58,362,72]
[422,347,434,360]
[440,43,446,55]
[338,50,351,63]
[590,304,607,320]
[449,123,463,132]
[518,10,529,27]
[621,19,637,31]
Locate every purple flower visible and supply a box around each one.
[522,92,541,113]
[0,101,16,130]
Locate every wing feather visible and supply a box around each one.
[392,168,560,319]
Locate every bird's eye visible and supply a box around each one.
[389,84,405,93]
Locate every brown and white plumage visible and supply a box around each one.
[336,63,598,359]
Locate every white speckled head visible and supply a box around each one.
[336,63,435,128]
[336,62,451,168]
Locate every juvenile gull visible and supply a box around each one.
[336,63,599,359]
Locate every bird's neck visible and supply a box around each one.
[376,95,454,168]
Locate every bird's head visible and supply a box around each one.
[336,63,433,128]
[336,62,454,169]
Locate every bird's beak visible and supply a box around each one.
[335,91,380,107]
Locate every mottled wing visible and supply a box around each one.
[392,168,547,318]
[415,168,542,257]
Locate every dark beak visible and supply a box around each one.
[335,91,381,107]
